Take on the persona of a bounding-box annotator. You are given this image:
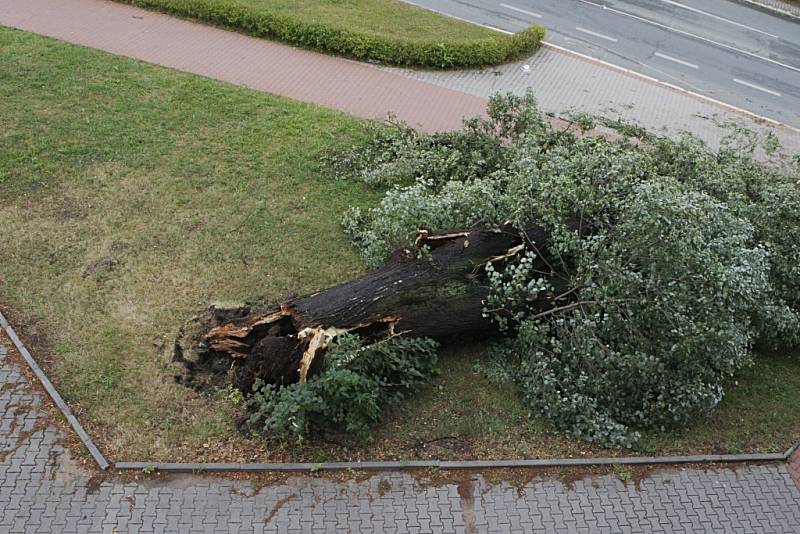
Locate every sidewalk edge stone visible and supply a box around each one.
[0,309,110,470]
[114,452,791,473]
[2,307,797,476]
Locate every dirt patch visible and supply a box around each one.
[264,493,298,524]
[457,478,478,534]
[125,495,136,513]
[414,436,472,455]
[1,417,50,463]
[81,241,130,279]
[85,475,103,495]
[377,478,391,497]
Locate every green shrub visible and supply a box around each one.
[118,0,544,68]
[338,91,800,448]
[247,334,439,440]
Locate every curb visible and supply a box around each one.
[0,310,110,470]
[115,452,790,473]
[1,309,797,475]
[727,0,800,21]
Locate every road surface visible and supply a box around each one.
[405,0,800,128]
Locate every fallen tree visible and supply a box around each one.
[174,223,571,394]
[175,91,800,448]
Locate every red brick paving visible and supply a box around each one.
[0,0,488,132]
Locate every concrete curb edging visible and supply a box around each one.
[727,0,800,21]
[115,452,792,473]
[0,310,110,470]
[1,309,797,475]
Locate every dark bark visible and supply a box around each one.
[173,224,562,393]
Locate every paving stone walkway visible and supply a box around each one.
[2,339,800,533]
[385,44,800,155]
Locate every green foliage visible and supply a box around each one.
[339,93,547,267]
[339,90,800,448]
[118,0,544,68]
[498,181,768,447]
[651,135,800,346]
[612,464,632,482]
[247,334,439,440]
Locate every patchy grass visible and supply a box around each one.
[1,28,796,463]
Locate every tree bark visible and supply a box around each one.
[173,224,562,393]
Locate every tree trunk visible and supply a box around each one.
[173,224,563,393]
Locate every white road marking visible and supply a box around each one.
[581,2,800,74]
[660,0,778,39]
[500,3,542,19]
[733,78,782,97]
[575,26,618,43]
[654,52,699,69]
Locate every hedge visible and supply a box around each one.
[118,0,545,68]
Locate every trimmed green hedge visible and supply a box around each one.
[119,0,545,68]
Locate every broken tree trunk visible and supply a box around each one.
[173,223,565,393]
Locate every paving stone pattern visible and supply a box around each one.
[0,0,485,133]
[1,1,800,530]
[2,341,800,533]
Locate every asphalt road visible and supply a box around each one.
[405,0,800,128]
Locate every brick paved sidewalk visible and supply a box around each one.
[2,339,800,533]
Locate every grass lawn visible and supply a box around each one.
[1,28,797,463]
